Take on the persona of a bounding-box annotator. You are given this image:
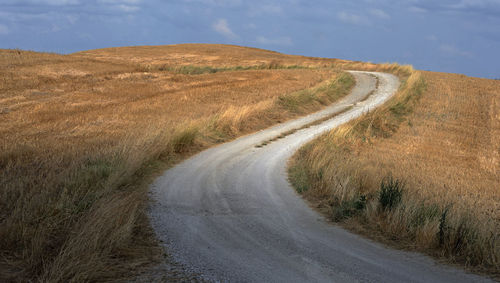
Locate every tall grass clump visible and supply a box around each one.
[170,126,199,153]
[378,177,403,210]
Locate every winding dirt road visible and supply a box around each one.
[149,72,490,282]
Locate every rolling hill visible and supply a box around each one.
[0,44,497,281]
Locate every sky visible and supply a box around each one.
[1,0,499,78]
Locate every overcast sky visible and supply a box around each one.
[1,0,499,78]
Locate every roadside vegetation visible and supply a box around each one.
[0,45,354,282]
[289,65,500,277]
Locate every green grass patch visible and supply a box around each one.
[137,62,310,75]
[288,159,311,194]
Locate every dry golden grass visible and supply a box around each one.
[0,45,355,282]
[289,68,500,276]
[76,43,345,68]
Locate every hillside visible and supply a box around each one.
[75,44,345,68]
[0,44,356,282]
[289,70,500,276]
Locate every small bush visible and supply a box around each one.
[354,195,367,210]
[331,195,367,221]
[378,177,404,210]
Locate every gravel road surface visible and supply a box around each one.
[149,71,490,282]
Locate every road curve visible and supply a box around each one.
[149,71,490,282]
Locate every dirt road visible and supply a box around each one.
[149,71,490,282]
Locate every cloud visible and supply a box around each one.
[0,24,9,35]
[426,34,438,41]
[66,14,78,24]
[99,0,142,3]
[248,4,283,17]
[408,6,427,13]
[182,0,242,6]
[440,44,472,57]
[369,8,390,19]
[0,11,53,22]
[337,11,366,25]
[115,4,139,12]
[449,0,500,17]
[212,18,237,38]
[409,0,500,17]
[23,0,80,5]
[50,24,62,32]
[256,36,292,46]
[97,0,141,12]
[261,4,282,14]
[450,0,500,9]
[245,23,257,29]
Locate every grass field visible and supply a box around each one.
[3,43,497,281]
[0,44,358,282]
[289,68,500,277]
